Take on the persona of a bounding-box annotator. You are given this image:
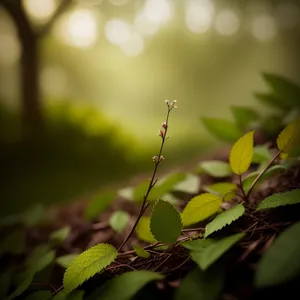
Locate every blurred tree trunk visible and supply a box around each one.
[3,0,43,138]
[2,0,71,139]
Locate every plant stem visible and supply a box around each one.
[238,174,246,199]
[118,106,173,251]
[246,150,281,199]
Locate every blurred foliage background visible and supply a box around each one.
[0,0,300,217]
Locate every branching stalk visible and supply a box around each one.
[118,101,176,251]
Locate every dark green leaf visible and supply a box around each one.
[50,226,70,245]
[174,264,224,300]
[1,228,26,255]
[150,199,182,244]
[257,189,300,210]
[197,161,231,178]
[201,117,242,143]
[230,106,259,130]
[182,233,245,270]
[255,222,300,287]
[205,204,245,238]
[86,271,164,300]
[56,254,78,268]
[25,291,52,300]
[52,290,85,300]
[85,191,116,221]
[22,204,45,228]
[263,73,300,109]
[0,268,13,298]
[254,93,290,111]
[109,210,129,233]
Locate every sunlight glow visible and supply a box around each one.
[143,0,173,24]
[105,19,131,45]
[0,34,20,66]
[120,33,144,57]
[251,15,278,41]
[215,9,240,36]
[134,11,161,36]
[23,0,56,22]
[275,2,300,29]
[185,0,215,34]
[54,9,98,48]
[109,0,131,5]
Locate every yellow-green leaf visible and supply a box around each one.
[181,193,222,227]
[229,130,255,175]
[133,245,150,258]
[135,217,157,244]
[203,183,237,198]
[63,243,118,293]
[277,118,300,153]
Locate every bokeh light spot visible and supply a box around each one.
[120,33,144,57]
[23,0,56,22]
[215,9,240,36]
[105,19,131,45]
[251,15,278,41]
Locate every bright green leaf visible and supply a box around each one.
[153,245,169,251]
[150,199,182,244]
[257,189,300,210]
[252,146,272,164]
[181,193,222,227]
[197,161,231,178]
[56,254,79,268]
[63,243,118,293]
[85,191,116,221]
[174,264,224,300]
[203,183,237,198]
[109,210,129,233]
[277,118,300,153]
[135,217,157,244]
[201,117,242,143]
[255,222,300,287]
[229,130,255,175]
[182,233,245,270]
[205,204,245,238]
[25,291,52,300]
[1,228,26,255]
[86,271,164,300]
[230,106,259,130]
[134,245,150,258]
[50,226,70,244]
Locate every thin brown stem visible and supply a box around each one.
[118,104,174,251]
[238,175,246,199]
[246,150,281,199]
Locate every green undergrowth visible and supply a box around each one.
[1,73,300,300]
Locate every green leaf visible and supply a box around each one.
[1,228,26,255]
[153,245,169,251]
[181,193,222,227]
[173,174,200,194]
[29,250,56,273]
[56,254,79,268]
[230,106,259,130]
[197,161,231,178]
[229,130,255,175]
[150,199,182,244]
[25,244,51,268]
[22,204,45,228]
[85,191,116,221]
[254,93,290,111]
[201,118,242,143]
[203,182,237,198]
[263,73,300,109]
[134,245,150,258]
[174,265,224,300]
[182,233,245,270]
[52,290,85,300]
[25,291,52,300]
[50,226,70,245]
[133,173,186,202]
[252,146,272,164]
[257,189,300,210]
[109,210,129,233]
[3,273,33,300]
[86,271,164,300]
[135,217,157,244]
[255,222,300,287]
[277,118,300,153]
[242,165,286,193]
[63,243,118,293]
[205,204,245,238]
[0,268,13,298]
